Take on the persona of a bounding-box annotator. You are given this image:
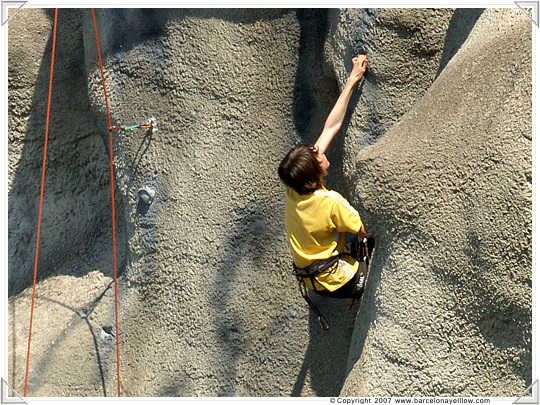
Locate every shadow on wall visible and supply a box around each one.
[291,296,361,396]
[93,8,293,56]
[293,9,338,142]
[205,202,360,396]
[435,8,484,78]
[209,203,265,396]
[293,8,351,197]
[292,8,368,206]
[8,8,127,297]
[433,224,532,387]
[9,7,294,297]
[10,293,111,396]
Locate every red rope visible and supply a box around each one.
[24,8,58,397]
[91,8,121,397]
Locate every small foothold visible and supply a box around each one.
[138,187,156,205]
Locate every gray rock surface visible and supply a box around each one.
[7,7,531,397]
[342,8,532,397]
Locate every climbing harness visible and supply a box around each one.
[293,255,339,279]
[295,236,374,331]
[24,8,152,397]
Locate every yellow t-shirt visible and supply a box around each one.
[285,186,362,292]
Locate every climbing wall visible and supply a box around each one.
[7,7,532,398]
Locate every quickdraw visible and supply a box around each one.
[109,124,153,131]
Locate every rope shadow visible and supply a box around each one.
[131,126,154,180]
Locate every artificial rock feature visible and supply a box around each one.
[343,8,532,397]
[8,8,531,397]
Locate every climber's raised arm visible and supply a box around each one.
[314,54,368,154]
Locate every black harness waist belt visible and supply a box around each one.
[292,255,339,278]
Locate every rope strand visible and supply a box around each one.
[91,8,121,397]
[24,8,59,397]
[24,10,122,397]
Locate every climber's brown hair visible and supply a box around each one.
[278,143,325,195]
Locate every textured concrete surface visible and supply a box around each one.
[7,8,531,397]
[342,8,532,397]
[321,8,459,217]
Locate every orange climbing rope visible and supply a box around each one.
[24,8,58,398]
[24,9,122,397]
[91,8,122,397]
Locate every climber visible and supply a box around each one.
[278,54,372,299]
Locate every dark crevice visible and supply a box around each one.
[293,9,339,143]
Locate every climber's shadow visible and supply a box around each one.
[291,295,360,396]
